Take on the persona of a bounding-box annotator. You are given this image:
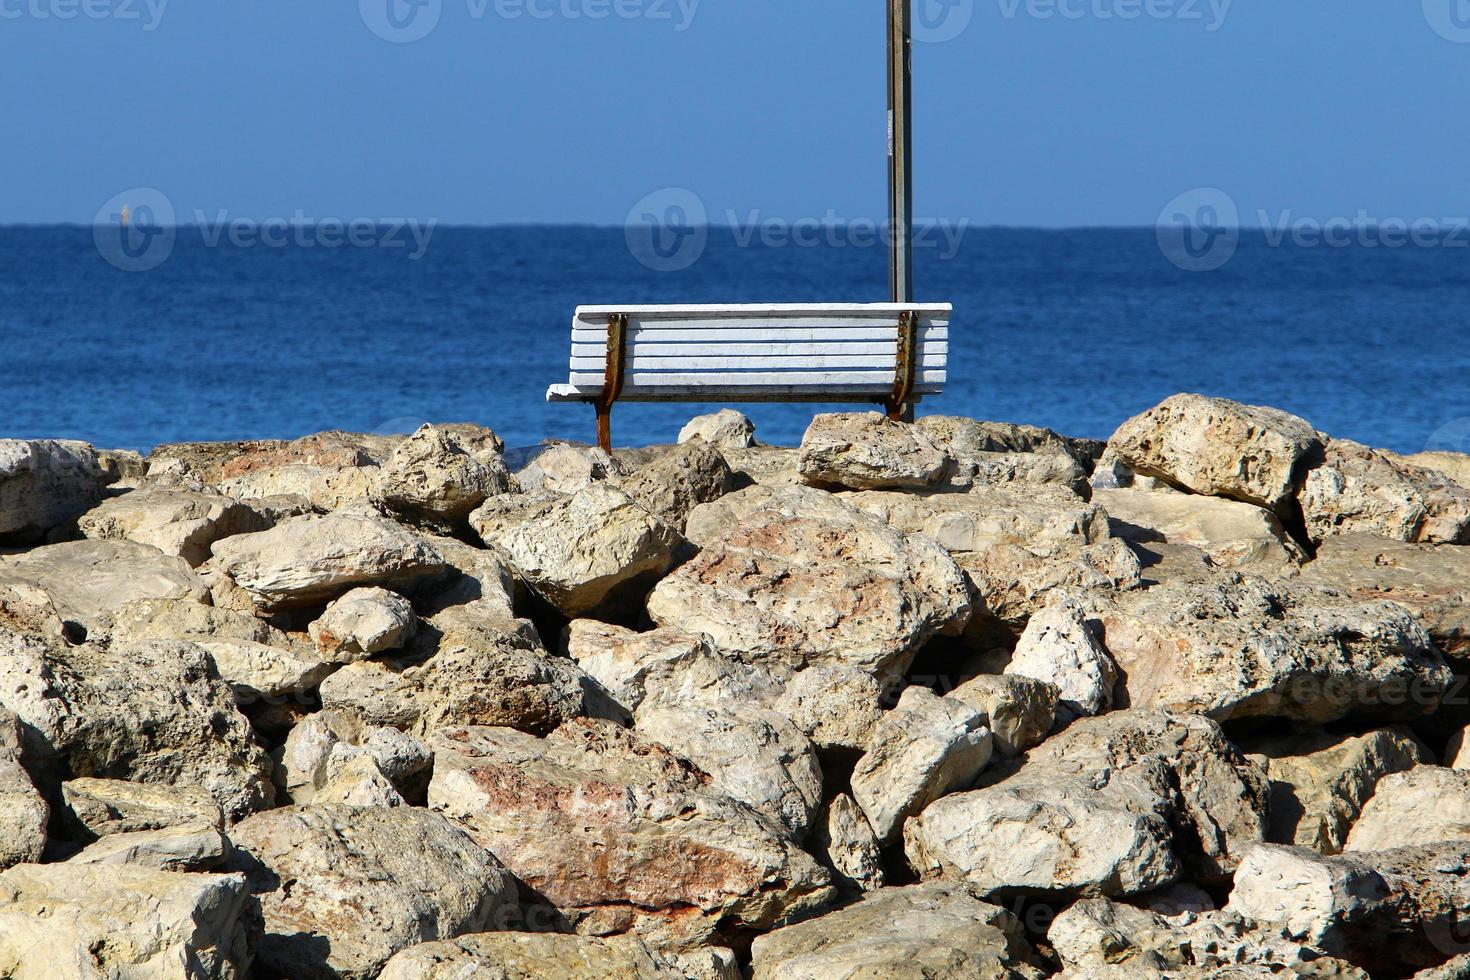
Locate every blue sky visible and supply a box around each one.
[5,1,1469,226]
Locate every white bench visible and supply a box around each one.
[546,303,951,450]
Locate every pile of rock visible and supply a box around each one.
[1,399,1468,978]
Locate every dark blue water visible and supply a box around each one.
[4,226,1467,454]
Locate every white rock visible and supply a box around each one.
[206,512,448,610]
[749,882,1039,979]
[68,822,228,872]
[0,439,110,544]
[1105,393,1326,513]
[650,485,971,678]
[1005,590,1116,720]
[370,424,515,530]
[0,710,45,871]
[77,487,271,566]
[1094,486,1305,568]
[379,933,693,980]
[773,665,886,755]
[60,777,223,840]
[615,439,736,530]
[0,539,210,634]
[275,709,434,805]
[1344,767,1470,851]
[798,412,950,490]
[227,804,520,980]
[514,443,620,494]
[1227,844,1389,955]
[946,674,1059,758]
[312,753,406,807]
[815,793,885,893]
[0,864,256,979]
[851,687,993,845]
[1302,439,1470,545]
[471,483,684,619]
[679,409,756,450]
[195,638,333,701]
[308,586,417,662]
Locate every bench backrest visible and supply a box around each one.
[563,303,950,402]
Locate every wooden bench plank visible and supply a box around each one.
[569,341,949,359]
[569,353,947,372]
[567,369,947,388]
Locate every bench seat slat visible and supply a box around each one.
[571,326,948,344]
[569,353,947,371]
[548,383,943,403]
[567,369,947,388]
[569,341,948,359]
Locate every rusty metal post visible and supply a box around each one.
[887,310,918,421]
[595,313,628,453]
[888,0,913,306]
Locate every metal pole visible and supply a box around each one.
[888,0,913,305]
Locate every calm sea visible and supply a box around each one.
[3,225,1467,456]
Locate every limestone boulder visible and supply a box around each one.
[148,430,395,511]
[0,539,209,634]
[905,710,1269,896]
[815,793,885,893]
[1239,727,1428,854]
[0,629,273,819]
[650,485,970,678]
[1004,590,1117,720]
[851,687,993,845]
[320,625,589,737]
[427,720,837,950]
[0,710,45,870]
[1302,439,1470,545]
[615,438,736,530]
[1398,450,1470,489]
[1095,486,1305,568]
[636,699,823,841]
[514,443,621,494]
[1345,767,1470,852]
[1301,534,1470,660]
[844,484,1105,556]
[957,537,1142,642]
[311,753,406,807]
[564,619,769,719]
[0,864,257,979]
[308,586,417,663]
[915,415,1105,471]
[227,804,519,980]
[60,777,223,842]
[679,409,756,450]
[0,439,110,544]
[749,882,1041,980]
[471,484,684,619]
[195,639,333,702]
[1105,394,1325,513]
[722,445,803,488]
[370,423,515,530]
[1088,576,1453,723]
[68,822,227,872]
[798,412,949,490]
[275,709,432,805]
[947,674,1059,758]
[206,512,448,610]
[112,596,294,649]
[77,487,271,566]
[379,933,692,980]
[1048,896,1345,978]
[773,665,886,755]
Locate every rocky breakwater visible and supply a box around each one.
[0,396,1469,977]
